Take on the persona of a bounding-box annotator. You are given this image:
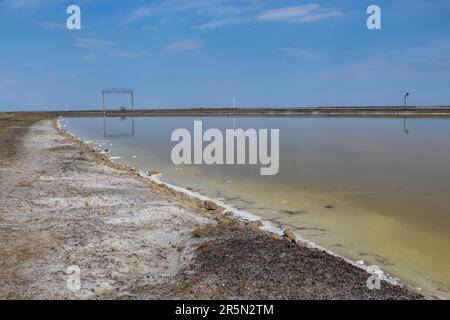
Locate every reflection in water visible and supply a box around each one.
[103,116,135,138]
[66,116,450,298]
[403,117,409,135]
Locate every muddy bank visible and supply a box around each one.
[0,114,423,299]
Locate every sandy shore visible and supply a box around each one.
[0,113,424,299]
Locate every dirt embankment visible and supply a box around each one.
[0,114,423,299]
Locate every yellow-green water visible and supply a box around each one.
[64,115,450,298]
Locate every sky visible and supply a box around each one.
[1,0,450,111]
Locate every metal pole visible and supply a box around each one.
[404,92,409,111]
[102,91,105,114]
[233,97,237,129]
[131,92,134,111]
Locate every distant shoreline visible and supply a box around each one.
[3,107,450,118]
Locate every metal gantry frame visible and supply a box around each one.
[102,88,135,113]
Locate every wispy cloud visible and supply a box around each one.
[109,51,145,58]
[74,38,114,49]
[193,20,228,30]
[191,3,343,30]
[192,16,250,30]
[175,0,262,16]
[38,21,66,30]
[315,39,450,81]
[192,17,244,30]
[1,0,61,11]
[125,0,263,23]
[81,55,97,63]
[163,39,204,52]
[126,5,157,22]
[259,5,343,23]
[280,47,320,58]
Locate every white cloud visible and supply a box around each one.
[192,16,250,30]
[315,39,450,81]
[74,38,114,49]
[259,5,342,23]
[109,51,145,58]
[126,5,157,22]
[193,20,227,30]
[191,3,343,30]
[280,47,320,58]
[163,39,204,52]
[126,0,263,23]
[175,0,261,16]
[124,1,342,30]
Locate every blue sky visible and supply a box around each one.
[1,0,450,111]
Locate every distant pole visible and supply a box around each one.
[404,92,410,111]
[102,91,105,114]
[233,96,237,129]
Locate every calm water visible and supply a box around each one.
[63,116,450,298]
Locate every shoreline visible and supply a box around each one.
[57,116,433,299]
[5,107,450,119]
[0,113,427,299]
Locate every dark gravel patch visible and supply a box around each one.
[174,228,423,300]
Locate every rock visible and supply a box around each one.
[246,220,262,230]
[324,205,334,209]
[283,229,296,242]
[204,200,218,211]
[147,170,159,176]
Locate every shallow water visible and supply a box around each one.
[63,115,450,298]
